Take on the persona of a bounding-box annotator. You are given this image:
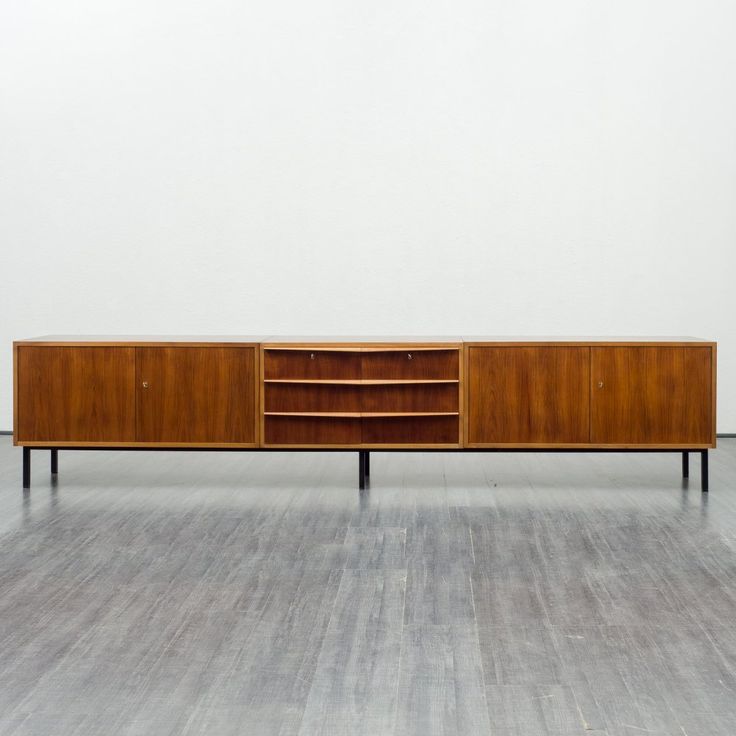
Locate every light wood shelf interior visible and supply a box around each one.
[264,411,460,418]
[264,378,458,385]
[264,346,458,353]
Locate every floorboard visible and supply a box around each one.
[1,439,736,734]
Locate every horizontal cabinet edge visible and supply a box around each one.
[262,345,461,352]
[464,442,717,449]
[15,441,261,448]
[14,341,714,348]
[261,443,463,449]
[264,412,459,418]
[263,379,459,385]
[14,342,260,348]
[464,342,716,347]
[16,441,714,449]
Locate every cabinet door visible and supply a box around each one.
[591,347,713,444]
[16,346,135,442]
[136,347,257,444]
[467,347,590,444]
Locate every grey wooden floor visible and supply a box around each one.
[1,439,736,735]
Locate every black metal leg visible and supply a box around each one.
[359,451,366,490]
[682,452,689,478]
[701,450,709,492]
[51,449,58,475]
[22,447,31,489]
[364,451,370,477]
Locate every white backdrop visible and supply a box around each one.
[1,0,735,431]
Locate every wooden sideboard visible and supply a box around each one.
[13,336,717,490]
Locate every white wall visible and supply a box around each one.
[1,0,735,431]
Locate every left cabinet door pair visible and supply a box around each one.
[15,346,258,445]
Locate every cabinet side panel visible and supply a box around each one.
[13,344,18,444]
[712,344,717,444]
[467,346,590,444]
[16,346,136,442]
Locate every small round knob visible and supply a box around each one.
[310,353,315,360]
[597,381,604,389]
[407,353,413,360]
[142,381,149,389]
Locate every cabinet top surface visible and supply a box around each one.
[463,336,715,344]
[16,335,715,345]
[16,335,269,344]
[261,336,463,344]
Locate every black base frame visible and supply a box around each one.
[21,447,709,493]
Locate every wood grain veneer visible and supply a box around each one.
[264,415,361,445]
[264,379,459,385]
[137,347,257,444]
[15,346,136,442]
[361,383,458,413]
[467,347,590,445]
[264,412,459,417]
[264,350,361,381]
[362,350,459,381]
[265,384,362,413]
[14,338,715,455]
[362,416,459,444]
[261,344,463,446]
[590,346,713,445]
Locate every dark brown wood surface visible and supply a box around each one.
[591,346,713,444]
[362,384,458,413]
[265,382,459,415]
[15,339,715,450]
[15,336,266,345]
[361,351,458,381]
[265,384,362,413]
[261,346,462,446]
[264,350,361,380]
[362,416,459,444]
[264,416,361,445]
[137,347,257,444]
[467,347,590,444]
[15,346,136,442]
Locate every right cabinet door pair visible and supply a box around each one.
[467,346,713,445]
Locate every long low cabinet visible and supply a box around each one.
[13,336,717,490]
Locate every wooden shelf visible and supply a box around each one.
[264,379,458,385]
[264,346,459,353]
[264,412,460,418]
[363,412,459,417]
[265,412,361,418]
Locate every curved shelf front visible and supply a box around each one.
[264,411,459,418]
[263,379,458,385]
